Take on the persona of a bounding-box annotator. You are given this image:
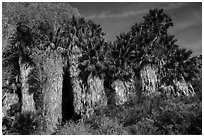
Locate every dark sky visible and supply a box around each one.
[69,2,202,56]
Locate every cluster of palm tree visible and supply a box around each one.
[2,3,201,134]
[107,9,200,96]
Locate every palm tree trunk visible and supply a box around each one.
[112,79,135,105]
[19,56,36,113]
[187,82,195,96]
[86,74,107,116]
[69,45,108,118]
[41,49,63,134]
[173,76,193,97]
[69,45,85,116]
[112,80,128,105]
[140,64,159,96]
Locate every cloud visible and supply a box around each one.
[163,2,189,10]
[87,9,148,19]
[171,21,201,35]
[87,2,189,19]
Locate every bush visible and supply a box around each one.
[56,120,91,135]
[192,78,202,101]
[126,117,158,135]
[87,115,128,135]
[151,96,202,135]
[3,112,39,135]
[92,93,202,135]
[3,91,201,135]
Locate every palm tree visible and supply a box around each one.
[107,32,138,105]
[135,9,200,97]
[17,24,38,113]
[135,9,174,95]
[69,17,108,117]
[3,22,37,114]
[3,2,79,134]
[110,9,173,96]
[162,47,200,96]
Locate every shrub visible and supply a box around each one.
[3,112,39,135]
[126,117,158,135]
[153,97,202,135]
[192,78,202,101]
[92,92,202,135]
[85,114,128,135]
[56,120,91,135]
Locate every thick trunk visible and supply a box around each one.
[159,80,195,97]
[159,84,175,97]
[112,80,128,105]
[69,45,85,115]
[112,79,135,105]
[69,45,107,118]
[72,78,85,115]
[86,74,107,116]
[72,74,107,118]
[140,64,159,96]
[41,50,63,134]
[173,77,195,97]
[19,57,36,113]
[187,82,195,96]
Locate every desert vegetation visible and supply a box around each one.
[2,3,202,135]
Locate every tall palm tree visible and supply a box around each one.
[17,24,37,113]
[107,32,137,105]
[68,17,108,117]
[3,22,37,114]
[3,2,79,134]
[2,19,22,119]
[135,9,174,95]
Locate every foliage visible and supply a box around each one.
[110,8,201,97]
[192,78,202,100]
[56,121,91,135]
[4,92,202,135]
[2,2,80,134]
[162,48,200,85]
[71,17,110,86]
[54,92,202,135]
[2,2,79,27]
[2,2,80,68]
[3,112,39,135]
[110,9,175,80]
[2,2,80,92]
[2,4,202,135]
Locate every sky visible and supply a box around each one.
[69,2,202,56]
